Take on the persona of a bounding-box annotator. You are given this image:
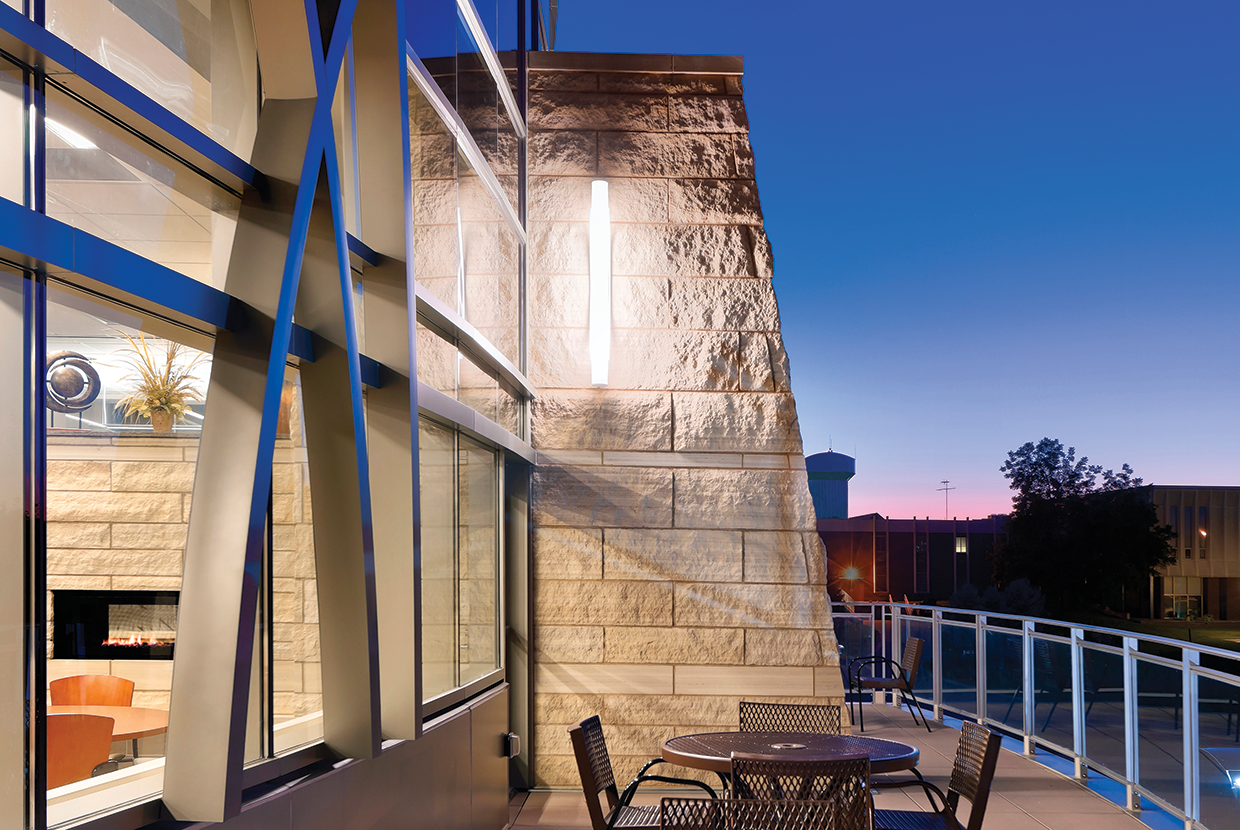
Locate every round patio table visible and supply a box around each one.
[662,731,919,775]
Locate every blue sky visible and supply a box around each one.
[558,1,1240,518]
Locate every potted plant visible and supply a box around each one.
[113,331,207,433]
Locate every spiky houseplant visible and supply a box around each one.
[113,331,207,432]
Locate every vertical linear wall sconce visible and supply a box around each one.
[589,180,611,386]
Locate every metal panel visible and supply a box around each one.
[470,687,511,830]
[0,271,25,830]
[505,460,533,788]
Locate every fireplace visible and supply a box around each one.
[53,590,178,660]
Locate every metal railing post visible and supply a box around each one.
[1123,636,1139,812]
[1183,648,1200,828]
[890,605,902,708]
[1070,628,1087,779]
[932,609,943,722]
[976,614,987,721]
[1022,620,1036,755]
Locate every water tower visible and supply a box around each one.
[806,451,855,519]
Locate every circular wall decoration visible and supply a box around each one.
[46,351,102,413]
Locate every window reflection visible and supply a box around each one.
[0,56,23,205]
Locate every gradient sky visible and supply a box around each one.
[558,1,1240,518]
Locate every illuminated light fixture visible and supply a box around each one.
[842,566,861,581]
[589,180,611,386]
[46,118,96,150]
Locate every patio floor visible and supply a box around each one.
[510,703,1158,830]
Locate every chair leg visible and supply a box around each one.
[902,684,932,733]
[910,769,938,810]
[858,683,866,733]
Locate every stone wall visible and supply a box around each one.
[45,392,322,724]
[526,52,842,787]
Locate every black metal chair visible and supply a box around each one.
[730,751,870,807]
[569,715,716,830]
[660,794,872,830]
[873,721,1002,830]
[738,700,843,734]
[849,636,932,733]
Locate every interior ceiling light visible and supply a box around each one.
[589,180,611,386]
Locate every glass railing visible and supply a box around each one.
[833,602,1240,830]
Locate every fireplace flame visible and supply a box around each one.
[102,633,172,647]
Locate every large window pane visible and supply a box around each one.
[46,0,258,157]
[409,78,460,312]
[458,435,498,686]
[44,284,209,823]
[45,88,241,289]
[420,417,457,701]
[0,56,23,205]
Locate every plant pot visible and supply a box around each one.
[149,410,173,433]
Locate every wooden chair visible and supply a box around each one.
[738,700,842,734]
[873,721,1002,830]
[47,714,116,789]
[50,674,134,707]
[660,795,870,830]
[848,637,932,733]
[730,752,871,812]
[569,715,716,830]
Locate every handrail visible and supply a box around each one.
[832,601,1240,830]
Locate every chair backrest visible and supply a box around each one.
[47,714,114,789]
[661,796,865,830]
[568,715,619,830]
[50,674,134,707]
[946,721,1003,830]
[738,701,842,734]
[731,752,870,815]
[900,637,924,687]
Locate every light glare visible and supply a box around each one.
[589,180,611,385]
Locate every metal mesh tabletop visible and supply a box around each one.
[662,731,919,774]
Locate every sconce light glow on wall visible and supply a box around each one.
[589,180,611,386]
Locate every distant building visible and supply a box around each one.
[817,514,1007,603]
[1150,486,1240,620]
[806,451,855,519]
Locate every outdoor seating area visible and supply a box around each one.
[522,704,1155,830]
[46,675,169,788]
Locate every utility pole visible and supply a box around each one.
[937,480,956,520]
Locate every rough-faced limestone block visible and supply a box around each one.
[613,277,672,330]
[603,528,741,582]
[597,73,725,95]
[532,391,671,452]
[608,330,741,392]
[745,629,821,666]
[47,574,111,589]
[749,226,774,278]
[47,549,183,576]
[529,221,589,275]
[672,392,801,454]
[532,466,673,528]
[743,531,809,584]
[535,579,673,626]
[611,178,670,224]
[668,278,780,332]
[598,132,736,179]
[537,626,604,663]
[738,332,775,392]
[669,179,763,226]
[111,461,195,492]
[412,226,459,279]
[530,92,668,132]
[409,133,456,180]
[47,491,183,523]
[529,176,668,225]
[529,130,597,175]
[612,224,754,278]
[112,575,180,590]
[733,133,755,178]
[804,533,827,585]
[413,178,456,226]
[47,522,109,549]
[673,582,830,629]
[604,693,739,728]
[530,269,588,329]
[604,626,743,665]
[532,526,603,580]
[674,469,816,530]
[47,460,110,491]
[111,523,188,550]
[528,72,599,92]
[671,96,749,133]
[529,327,590,389]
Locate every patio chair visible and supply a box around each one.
[569,715,716,830]
[47,713,117,789]
[730,752,870,809]
[738,700,842,734]
[660,795,872,830]
[849,636,931,733]
[50,674,135,707]
[873,721,1001,830]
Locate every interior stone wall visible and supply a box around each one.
[45,408,321,723]
[526,52,842,787]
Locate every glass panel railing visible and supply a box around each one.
[1032,637,1074,750]
[900,615,935,702]
[985,629,1023,731]
[1136,659,1185,811]
[941,623,976,716]
[1081,646,1125,777]
[1198,674,1240,828]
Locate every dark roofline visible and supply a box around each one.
[527,51,743,75]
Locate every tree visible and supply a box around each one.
[994,438,1174,616]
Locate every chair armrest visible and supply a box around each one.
[873,777,950,812]
[618,773,718,807]
[635,757,668,777]
[852,655,904,682]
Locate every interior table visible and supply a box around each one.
[662,731,919,775]
[48,705,168,759]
